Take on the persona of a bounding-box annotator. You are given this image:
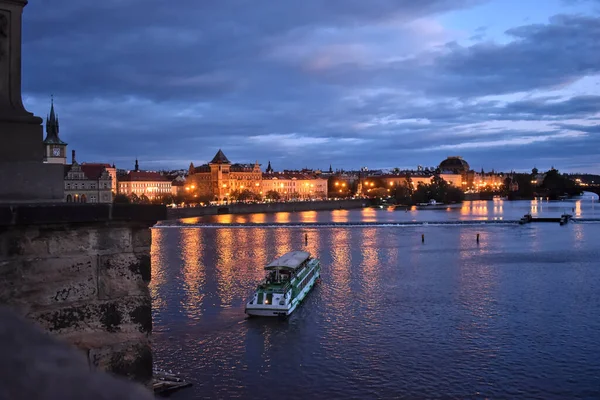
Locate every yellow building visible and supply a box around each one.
[262,172,328,200]
[117,160,171,201]
[186,149,262,202]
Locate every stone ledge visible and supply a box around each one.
[0,203,166,226]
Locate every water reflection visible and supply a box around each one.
[181,229,206,319]
[149,228,167,313]
[275,212,291,223]
[331,209,349,223]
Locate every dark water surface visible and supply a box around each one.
[151,200,600,399]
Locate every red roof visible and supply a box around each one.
[119,171,168,182]
[82,162,112,168]
[80,164,109,180]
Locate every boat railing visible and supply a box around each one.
[258,281,291,294]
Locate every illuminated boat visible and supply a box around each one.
[245,251,321,317]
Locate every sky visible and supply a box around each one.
[21,0,600,173]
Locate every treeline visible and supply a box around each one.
[505,169,581,200]
[367,175,464,205]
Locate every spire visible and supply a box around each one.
[210,149,230,164]
[44,95,66,145]
[329,164,333,173]
[188,162,195,175]
[266,161,273,173]
[71,150,76,164]
[135,159,139,172]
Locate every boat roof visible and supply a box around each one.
[265,251,311,271]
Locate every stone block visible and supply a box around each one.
[0,161,64,203]
[30,296,151,336]
[91,226,132,253]
[132,227,152,251]
[46,227,94,255]
[0,226,48,256]
[88,340,153,385]
[98,253,150,300]
[0,256,97,310]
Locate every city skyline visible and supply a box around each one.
[21,0,600,173]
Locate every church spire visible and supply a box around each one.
[266,160,273,173]
[135,158,139,172]
[44,95,66,145]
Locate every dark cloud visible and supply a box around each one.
[20,1,600,173]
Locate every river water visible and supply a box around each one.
[151,200,600,399]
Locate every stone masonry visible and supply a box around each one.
[0,204,165,385]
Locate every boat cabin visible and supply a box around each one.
[263,251,311,284]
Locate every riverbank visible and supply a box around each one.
[166,199,368,220]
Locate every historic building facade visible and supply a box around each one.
[186,149,262,202]
[64,151,112,203]
[117,160,172,201]
[262,171,328,200]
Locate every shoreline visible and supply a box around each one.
[165,199,368,220]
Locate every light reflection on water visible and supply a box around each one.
[151,210,600,399]
[177,199,599,226]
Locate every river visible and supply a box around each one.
[151,199,600,399]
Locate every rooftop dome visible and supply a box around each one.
[439,156,470,173]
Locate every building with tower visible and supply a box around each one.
[186,149,262,202]
[43,98,68,164]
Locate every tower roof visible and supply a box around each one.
[210,149,230,164]
[43,96,67,145]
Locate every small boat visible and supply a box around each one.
[416,199,448,210]
[245,251,321,317]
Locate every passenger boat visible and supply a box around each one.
[245,251,321,317]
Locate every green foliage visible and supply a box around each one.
[266,190,281,200]
[393,181,413,205]
[129,193,140,204]
[139,194,150,204]
[113,194,131,204]
[412,175,464,204]
[541,169,581,199]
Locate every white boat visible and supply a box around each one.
[245,251,321,317]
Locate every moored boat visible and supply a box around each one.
[245,251,321,317]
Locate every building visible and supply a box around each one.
[262,171,328,200]
[186,149,262,202]
[118,160,171,201]
[64,151,112,203]
[43,98,68,164]
[81,162,117,194]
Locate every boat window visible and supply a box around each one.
[257,293,264,304]
[266,293,273,305]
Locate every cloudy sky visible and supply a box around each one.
[22,0,600,173]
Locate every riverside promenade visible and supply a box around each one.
[166,199,368,219]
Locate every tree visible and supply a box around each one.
[393,182,413,205]
[541,169,581,199]
[129,193,140,204]
[412,175,464,204]
[139,194,150,204]
[113,194,130,204]
[266,190,281,201]
[237,189,255,202]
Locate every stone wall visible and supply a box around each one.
[167,198,368,219]
[0,204,165,385]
